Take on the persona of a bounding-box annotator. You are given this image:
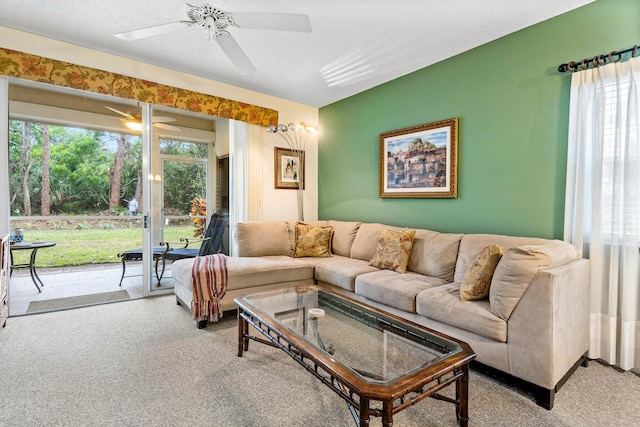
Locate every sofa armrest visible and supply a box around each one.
[506,258,590,389]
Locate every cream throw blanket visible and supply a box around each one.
[191,254,227,323]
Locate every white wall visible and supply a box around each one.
[0,26,319,222]
[262,128,318,221]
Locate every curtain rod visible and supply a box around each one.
[558,43,639,73]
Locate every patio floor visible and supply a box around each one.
[8,262,176,316]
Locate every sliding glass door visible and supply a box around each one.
[159,141,209,288]
[2,78,220,312]
[133,106,218,297]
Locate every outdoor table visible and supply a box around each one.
[9,241,57,292]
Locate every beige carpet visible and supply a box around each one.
[1,295,639,426]
[26,290,130,313]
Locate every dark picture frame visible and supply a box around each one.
[379,118,458,198]
[275,146,305,190]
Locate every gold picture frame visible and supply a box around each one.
[379,118,458,198]
[275,147,305,190]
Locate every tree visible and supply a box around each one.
[8,120,24,211]
[117,136,142,211]
[41,124,51,216]
[160,139,208,215]
[108,134,127,211]
[49,128,111,213]
[7,120,207,217]
[20,122,34,216]
[134,171,142,209]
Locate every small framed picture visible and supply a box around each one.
[275,147,305,190]
[379,118,458,198]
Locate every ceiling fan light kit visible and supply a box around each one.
[114,3,312,75]
[104,106,181,132]
[125,121,142,131]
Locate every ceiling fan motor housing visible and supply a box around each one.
[188,3,235,32]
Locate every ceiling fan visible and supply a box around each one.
[114,3,312,75]
[104,106,181,132]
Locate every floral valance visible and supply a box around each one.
[0,48,278,126]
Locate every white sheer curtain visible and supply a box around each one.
[229,119,263,248]
[246,123,264,221]
[564,57,640,372]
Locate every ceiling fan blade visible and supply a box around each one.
[115,21,188,41]
[151,116,176,123]
[215,33,257,75]
[105,106,136,120]
[230,13,312,32]
[153,122,181,132]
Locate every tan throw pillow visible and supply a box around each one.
[234,221,291,257]
[459,245,504,301]
[292,222,334,258]
[370,229,416,273]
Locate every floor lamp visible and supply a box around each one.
[267,122,317,221]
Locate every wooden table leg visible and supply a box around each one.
[359,398,370,427]
[456,364,470,427]
[242,316,250,352]
[237,311,246,357]
[382,400,394,427]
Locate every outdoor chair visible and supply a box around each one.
[160,212,229,262]
[117,212,228,287]
[117,246,169,287]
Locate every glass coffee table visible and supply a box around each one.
[235,286,476,427]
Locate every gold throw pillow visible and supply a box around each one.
[369,229,416,273]
[292,222,334,258]
[460,245,504,301]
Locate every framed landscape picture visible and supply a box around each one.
[275,147,305,190]
[379,118,458,198]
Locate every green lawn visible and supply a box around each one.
[10,226,196,268]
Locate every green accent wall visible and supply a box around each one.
[318,0,640,239]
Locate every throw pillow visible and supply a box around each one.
[459,245,504,301]
[369,229,416,273]
[292,222,334,258]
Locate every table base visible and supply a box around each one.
[237,307,470,427]
[10,242,57,292]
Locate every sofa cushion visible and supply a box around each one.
[172,255,314,292]
[490,241,579,320]
[369,229,416,273]
[408,229,462,281]
[314,257,380,291]
[460,244,504,301]
[328,220,361,257]
[416,283,507,342]
[350,223,400,261]
[234,221,291,257]
[453,234,549,283]
[292,222,334,258]
[355,270,448,313]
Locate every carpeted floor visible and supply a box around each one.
[0,295,638,426]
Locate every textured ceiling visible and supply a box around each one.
[0,0,593,107]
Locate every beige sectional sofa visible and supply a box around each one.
[172,220,590,409]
